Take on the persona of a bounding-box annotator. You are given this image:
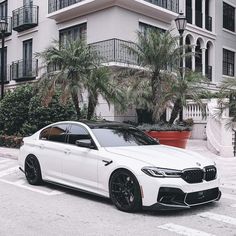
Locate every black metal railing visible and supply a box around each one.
[206,65,212,81]
[90,38,138,65]
[145,0,179,13]
[12,5,38,32]
[205,15,212,31]
[48,0,84,13]
[48,0,179,13]
[11,59,38,81]
[0,17,12,38]
[186,6,192,24]
[195,10,202,28]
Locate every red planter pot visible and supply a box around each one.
[146,131,191,149]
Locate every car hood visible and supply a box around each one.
[104,145,214,170]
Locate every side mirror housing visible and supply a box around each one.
[75,139,96,149]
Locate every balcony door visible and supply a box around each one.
[0,0,7,19]
[23,0,33,24]
[23,39,32,77]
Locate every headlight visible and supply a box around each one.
[141,167,182,178]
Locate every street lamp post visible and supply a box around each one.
[175,12,187,122]
[0,19,8,100]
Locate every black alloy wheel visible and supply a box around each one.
[109,169,142,212]
[25,155,42,185]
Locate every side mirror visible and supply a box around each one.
[75,139,95,149]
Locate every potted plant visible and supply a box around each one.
[120,29,208,148]
[138,119,193,148]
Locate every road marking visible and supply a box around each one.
[0,166,19,178]
[198,212,236,226]
[0,178,63,196]
[222,193,236,201]
[158,223,215,236]
[0,159,14,164]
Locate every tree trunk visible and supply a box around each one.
[151,73,165,123]
[87,94,97,120]
[168,98,182,125]
[71,91,81,119]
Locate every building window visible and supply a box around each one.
[0,1,7,19]
[223,49,235,76]
[59,23,87,45]
[223,2,235,32]
[139,22,165,36]
[23,39,33,75]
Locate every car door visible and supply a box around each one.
[37,123,69,182]
[61,124,98,192]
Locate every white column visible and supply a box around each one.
[192,45,196,71]
[202,0,206,29]
[192,0,196,25]
[201,48,206,76]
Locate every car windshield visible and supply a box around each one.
[91,127,159,147]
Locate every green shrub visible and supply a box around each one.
[0,84,77,138]
[137,121,193,132]
[24,92,77,135]
[0,135,23,148]
[0,84,34,135]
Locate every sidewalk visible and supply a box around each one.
[0,147,19,160]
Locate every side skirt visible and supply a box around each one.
[43,180,109,199]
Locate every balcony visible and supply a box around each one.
[186,6,192,24]
[90,38,138,66]
[195,10,202,28]
[144,0,179,13]
[12,5,39,32]
[206,65,212,81]
[0,17,12,38]
[49,0,179,13]
[205,15,212,31]
[11,59,38,81]
[48,0,178,23]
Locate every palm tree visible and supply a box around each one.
[85,66,125,120]
[38,39,98,119]
[126,29,184,122]
[168,70,209,124]
[216,77,236,127]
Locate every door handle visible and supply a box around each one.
[102,160,113,166]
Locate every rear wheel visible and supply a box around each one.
[109,169,142,212]
[25,155,42,185]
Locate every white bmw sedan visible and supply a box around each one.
[18,121,221,212]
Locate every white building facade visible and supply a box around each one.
[1,0,236,123]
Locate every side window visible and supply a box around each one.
[68,124,90,145]
[48,124,69,143]
[39,127,52,140]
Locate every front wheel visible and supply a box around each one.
[109,169,142,212]
[25,155,42,185]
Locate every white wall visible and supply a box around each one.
[214,0,236,84]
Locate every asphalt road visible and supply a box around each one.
[0,155,236,236]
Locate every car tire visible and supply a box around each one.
[25,155,42,185]
[109,169,142,212]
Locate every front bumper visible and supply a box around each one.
[143,187,221,211]
[138,174,221,210]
